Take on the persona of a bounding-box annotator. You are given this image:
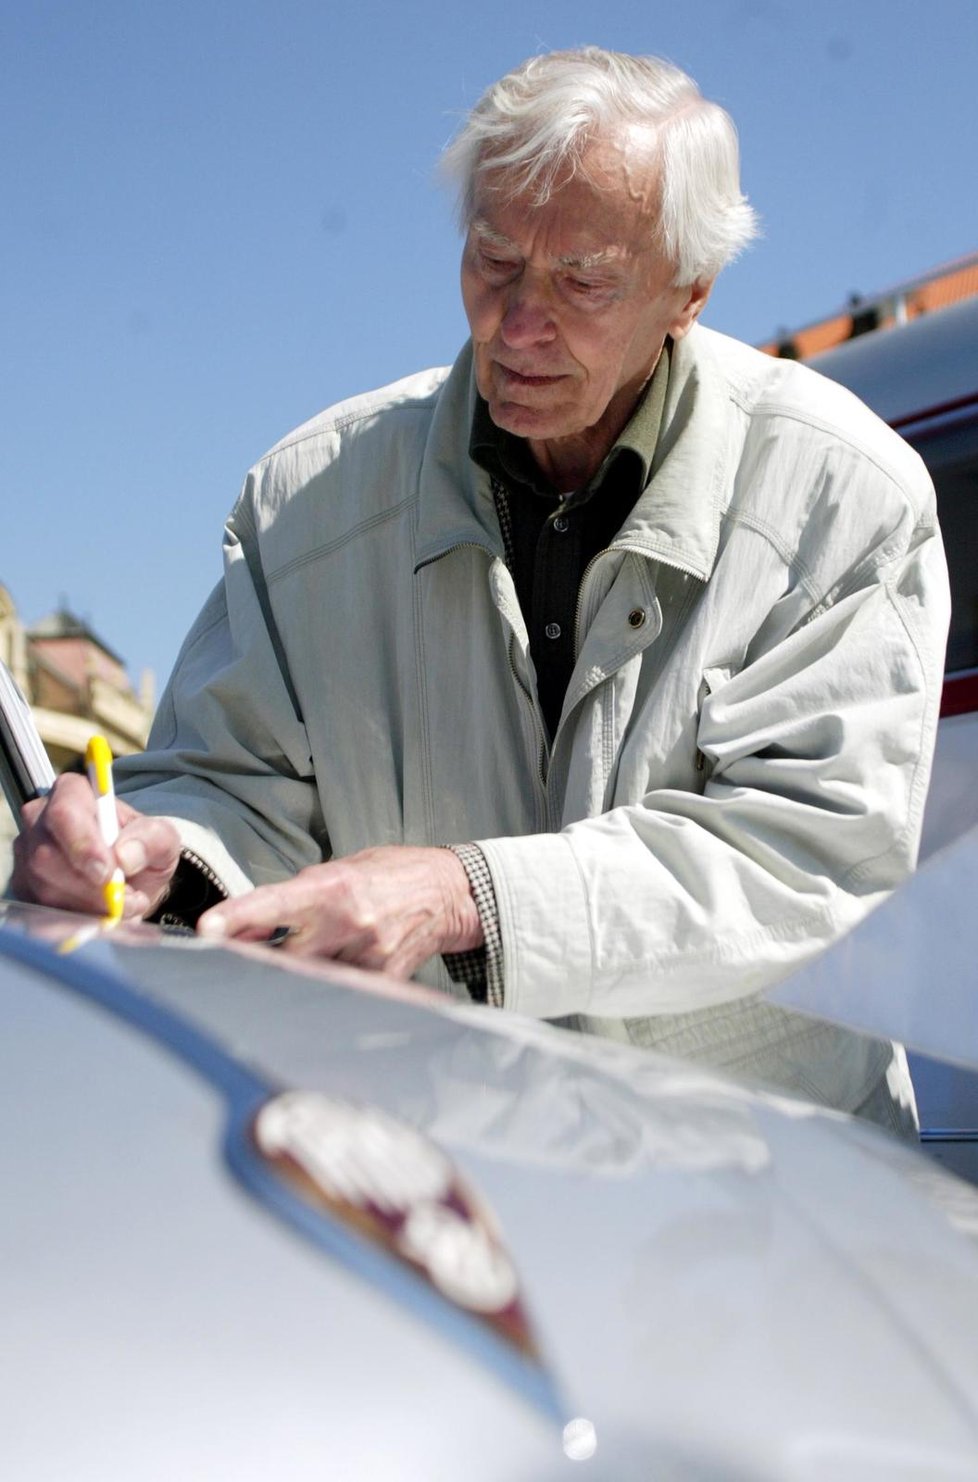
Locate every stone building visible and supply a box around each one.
[0,583,154,881]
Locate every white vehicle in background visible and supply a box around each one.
[807,291,978,862]
[804,289,978,1179]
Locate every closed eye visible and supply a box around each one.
[478,249,521,278]
[563,274,615,303]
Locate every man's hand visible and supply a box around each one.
[11,772,182,919]
[197,845,484,979]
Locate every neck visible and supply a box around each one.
[527,436,605,495]
[527,356,661,493]
[527,394,640,493]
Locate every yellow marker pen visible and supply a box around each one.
[85,735,125,921]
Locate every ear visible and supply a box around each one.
[668,278,714,341]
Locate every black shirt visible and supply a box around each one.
[468,347,670,740]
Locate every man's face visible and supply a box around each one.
[460,131,710,485]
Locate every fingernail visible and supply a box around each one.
[85,857,109,885]
[197,915,227,940]
[117,840,147,875]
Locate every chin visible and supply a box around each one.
[487,398,570,441]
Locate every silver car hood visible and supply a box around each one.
[3,901,978,1479]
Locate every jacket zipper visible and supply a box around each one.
[178,847,229,898]
[506,634,551,804]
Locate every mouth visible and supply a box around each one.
[495,364,566,389]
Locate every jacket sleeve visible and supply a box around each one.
[114,508,329,896]
[478,511,950,1021]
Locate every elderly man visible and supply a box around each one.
[14,49,948,1128]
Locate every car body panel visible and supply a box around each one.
[807,296,978,431]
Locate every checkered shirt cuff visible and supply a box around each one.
[442,843,505,1008]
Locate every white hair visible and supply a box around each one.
[441,47,759,287]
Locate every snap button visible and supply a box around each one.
[627,608,646,629]
[553,514,569,533]
[545,622,562,640]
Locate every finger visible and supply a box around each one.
[11,830,104,912]
[35,773,112,883]
[334,918,432,979]
[197,883,302,942]
[286,920,375,960]
[114,815,182,891]
[11,778,107,909]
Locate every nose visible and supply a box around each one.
[499,275,557,349]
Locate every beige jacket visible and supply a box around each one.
[118,325,949,1111]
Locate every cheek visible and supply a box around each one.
[573,327,631,390]
[615,311,663,376]
[461,274,498,340]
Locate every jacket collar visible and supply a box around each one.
[610,325,728,581]
[414,342,503,571]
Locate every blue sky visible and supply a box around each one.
[3,0,976,697]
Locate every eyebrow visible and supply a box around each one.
[469,220,620,273]
[469,219,519,252]
[555,249,617,271]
